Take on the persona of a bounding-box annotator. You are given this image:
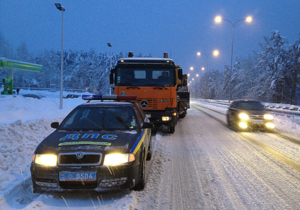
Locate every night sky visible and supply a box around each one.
[1,0,300,76]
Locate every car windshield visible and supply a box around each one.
[116,67,175,87]
[58,106,137,131]
[236,101,264,110]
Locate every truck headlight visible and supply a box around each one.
[34,154,57,166]
[264,114,274,120]
[239,113,249,121]
[162,116,171,121]
[103,153,135,166]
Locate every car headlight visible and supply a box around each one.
[34,154,57,166]
[239,113,249,121]
[238,122,248,129]
[266,122,275,129]
[264,114,274,120]
[103,153,135,166]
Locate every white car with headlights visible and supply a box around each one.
[30,95,153,192]
[226,99,275,131]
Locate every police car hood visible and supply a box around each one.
[34,130,141,154]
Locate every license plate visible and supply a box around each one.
[146,114,151,118]
[59,172,96,181]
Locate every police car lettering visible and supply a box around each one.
[102,134,117,140]
[60,134,80,141]
[58,141,111,146]
[82,134,100,139]
[60,134,118,141]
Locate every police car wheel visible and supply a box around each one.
[32,180,43,194]
[146,139,152,161]
[133,153,145,191]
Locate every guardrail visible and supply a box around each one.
[13,87,84,93]
[193,98,300,116]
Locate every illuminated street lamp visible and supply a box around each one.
[196,74,199,77]
[55,3,66,109]
[190,66,194,71]
[187,73,190,77]
[215,15,252,102]
[201,67,205,71]
[197,50,219,71]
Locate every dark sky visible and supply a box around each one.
[1,0,300,76]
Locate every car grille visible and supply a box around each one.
[250,114,263,119]
[58,152,102,166]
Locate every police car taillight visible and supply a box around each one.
[82,95,137,100]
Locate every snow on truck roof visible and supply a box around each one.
[120,57,174,61]
[118,57,175,65]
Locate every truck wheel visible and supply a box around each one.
[133,153,145,191]
[179,111,186,118]
[169,126,175,133]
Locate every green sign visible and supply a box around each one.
[0,58,42,72]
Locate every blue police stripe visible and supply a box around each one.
[130,129,146,154]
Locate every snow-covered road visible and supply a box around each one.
[1,98,300,209]
[133,102,300,209]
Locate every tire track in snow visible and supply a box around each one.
[192,104,300,174]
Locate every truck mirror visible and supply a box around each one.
[178,68,183,80]
[182,74,187,86]
[110,73,114,84]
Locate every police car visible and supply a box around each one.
[30,95,153,192]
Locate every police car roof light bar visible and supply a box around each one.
[82,95,138,101]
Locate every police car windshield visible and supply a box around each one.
[59,106,137,131]
[236,101,264,110]
[116,67,175,87]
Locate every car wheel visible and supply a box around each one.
[133,153,145,191]
[227,115,232,127]
[146,139,152,161]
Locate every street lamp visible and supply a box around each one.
[201,67,205,71]
[107,43,112,94]
[55,3,65,109]
[197,50,219,71]
[215,15,252,102]
[190,66,194,71]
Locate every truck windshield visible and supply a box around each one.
[116,68,175,87]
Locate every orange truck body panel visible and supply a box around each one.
[114,86,177,110]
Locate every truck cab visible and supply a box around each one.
[110,52,182,133]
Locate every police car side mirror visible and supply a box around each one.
[51,122,59,128]
[142,122,153,129]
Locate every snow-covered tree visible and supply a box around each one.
[254,30,288,103]
[286,35,300,104]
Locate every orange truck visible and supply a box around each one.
[110,52,189,133]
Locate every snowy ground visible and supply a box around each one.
[1,90,300,209]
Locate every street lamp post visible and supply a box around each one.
[197,50,219,71]
[107,43,112,94]
[215,15,252,102]
[55,3,65,109]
